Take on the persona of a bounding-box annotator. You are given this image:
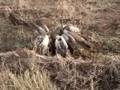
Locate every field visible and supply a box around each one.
[0,0,120,90]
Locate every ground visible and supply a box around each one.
[0,0,120,90]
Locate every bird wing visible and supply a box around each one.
[55,37,68,54]
[62,34,69,41]
[43,25,49,32]
[31,22,47,35]
[63,24,80,32]
[68,32,91,48]
[41,35,50,46]
[69,25,80,32]
[34,35,44,46]
[60,41,68,51]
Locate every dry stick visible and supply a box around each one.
[90,76,94,90]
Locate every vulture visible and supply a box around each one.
[49,24,81,57]
[62,24,81,32]
[7,9,92,58]
[55,35,68,57]
[58,24,92,58]
[62,29,79,54]
[33,23,50,55]
[62,24,91,49]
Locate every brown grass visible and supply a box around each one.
[0,49,119,90]
[0,70,58,90]
[0,0,120,90]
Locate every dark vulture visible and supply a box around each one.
[60,24,92,58]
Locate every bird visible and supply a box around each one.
[31,22,47,35]
[68,31,91,49]
[55,35,68,57]
[59,24,92,58]
[60,29,81,58]
[62,24,81,33]
[48,25,64,56]
[61,24,91,49]
[33,23,50,55]
[49,24,80,57]
[32,23,92,58]
[33,35,49,54]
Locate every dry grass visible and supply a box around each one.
[0,0,120,90]
[0,49,119,90]
[0,70,58,90]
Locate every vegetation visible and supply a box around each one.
[0,70,57,90]
[0,0,120,90]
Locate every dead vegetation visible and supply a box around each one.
[0,49,119,90]
[0,0,120,90]
[0,70,58,90]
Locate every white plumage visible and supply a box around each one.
[33,23,50,55]
[34,35,49,55]
[63,24,80,33]
[62,29,76,42]
[32,22,90,58]
[41,35,49,46]
[55,35,68,57]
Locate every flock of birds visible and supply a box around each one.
[32,23,91,58]
[4,7,92,58]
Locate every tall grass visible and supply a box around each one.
[0,70,58,90]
